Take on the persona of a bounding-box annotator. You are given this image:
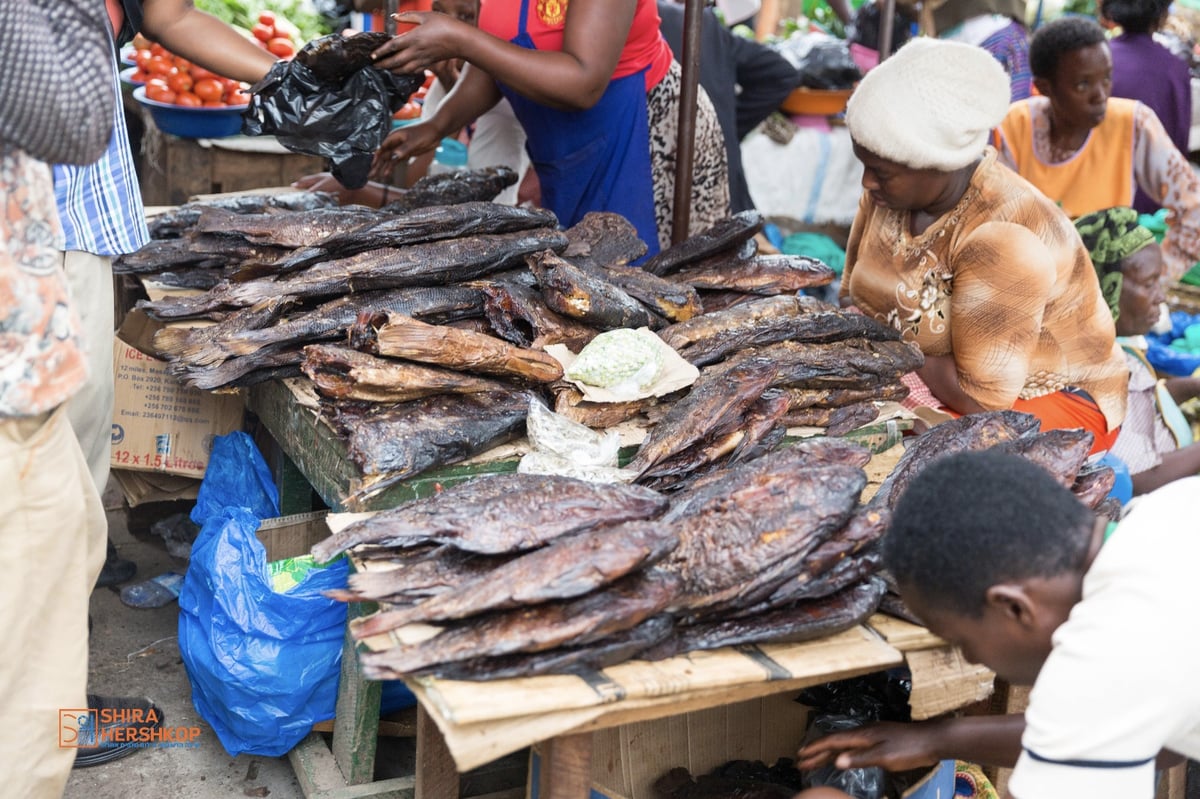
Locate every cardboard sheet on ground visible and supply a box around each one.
[545,329,698,403]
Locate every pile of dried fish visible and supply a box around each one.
[323,439,890,681]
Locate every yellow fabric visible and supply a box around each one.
[0,407,106,798]
[999,98,1137,218]
[842,149,1128,429]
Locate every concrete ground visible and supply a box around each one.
[64,500,305,799]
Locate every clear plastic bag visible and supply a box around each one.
[518,399,636,483]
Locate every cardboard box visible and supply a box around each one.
[256,511,329,562]
[111,336,244,478]
[111,469,200,507]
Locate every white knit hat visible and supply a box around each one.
[845,37,1011,171]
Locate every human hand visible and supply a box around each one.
[371,12,470,74]
[292,172,383,207]
[369,121,443,182]
[430,57,462,91]
[795,721,942,773]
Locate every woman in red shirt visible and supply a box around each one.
[369,0,729,257]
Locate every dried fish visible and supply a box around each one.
[192,205,382,248]
[482,282,599,351]
[641,211,764,276]
[357,569,682,679]
[1071,464,1115,508]
[671,254,836,295]
[998,428,1094,488]
[528,250,663,330]
[312,472,668,561]
[351,520,677,637]
[380,166,520,214]
[350,311,563,382]
[301,344,514,402]
[145,191,338,239]
[781,401,881,435]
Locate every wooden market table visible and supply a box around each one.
[244,379,992,799]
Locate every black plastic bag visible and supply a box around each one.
[772,32,862,90]
[847,2,915,56]
[242,33,423,188]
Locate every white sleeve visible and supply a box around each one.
[467,98,529,206]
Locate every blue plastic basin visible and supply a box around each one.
[133,86,248,139]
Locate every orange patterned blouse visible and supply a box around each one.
[841,149,1128,429]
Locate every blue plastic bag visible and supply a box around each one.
[1146,311,1200,377]
[191,432,279,526]
[179,507,349,756]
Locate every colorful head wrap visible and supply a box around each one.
[1073,207,1156,321]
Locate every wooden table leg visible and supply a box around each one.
[415,704,460,799]
[332,618,383,785]
[539,732,593,799]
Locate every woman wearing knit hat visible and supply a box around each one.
[996,16,1200,282]
[840,37,1127,454]
[1075,207,1200,495]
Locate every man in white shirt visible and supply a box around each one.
[794,449,1200,799]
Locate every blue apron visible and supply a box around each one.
[498,0,661,256]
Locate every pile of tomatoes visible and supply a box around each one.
[129,40,252,108]
[250,10,298,59]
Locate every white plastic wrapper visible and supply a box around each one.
[525,398,620,467]
[516,451,637,484]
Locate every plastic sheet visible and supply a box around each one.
[242,33,424,188]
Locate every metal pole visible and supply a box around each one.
[671,0,703,245]
[878,0,896,61]
[385,0,398,35]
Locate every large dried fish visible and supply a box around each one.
[294,31,392,83]
[998,428,1093,488]
[269,202,558,275]
[154,297,291,362]
[145,191,338,239]
[599,265,703,323]
[625,357,778,477]
[870,411,1042,510]
[719,339,925,389]
[351,520,678,637]
[326,547,512,604]
[562,211,647,268]
[641,577,886,661]
[783,383,909,410]
[169,343,304,390]
[350,311,563,382]
[663,302,903,367]
[358,569,682,679]
[528,250,663,330]
[301,344,513,402]
[657,295,805,351]
[782,401,881,436]
[156,286,487,366]
[671,254,836,295]
[192,205,382,249]
[312,472,668,561]
[139,229,568,319]
[413,614,674,681]
[1072,464,1115,508]
[551,384,671,429]
[380,166,520,214]
[482,282,599,351]
[331,391,533,506]
[641,211,764,276]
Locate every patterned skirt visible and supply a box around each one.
[645,60,731,251]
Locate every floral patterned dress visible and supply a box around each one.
[841,148,1128,430]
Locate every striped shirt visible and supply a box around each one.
[52,66,148,257]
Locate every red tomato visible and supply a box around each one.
[266,37,295,58]
[129,69,150,83]
[173,56,192,72]
[225,89,252,106]
[145,84,177,104]
[202,100,226,108]
[175,92,202,107]
[193,78,225,103]
[146,56,173,75]
[258,10,277,26]
[252,22,275,42]
[189,65,217,82]
[134,50,153,70]
[149,43,168,57]
[393,101,421,120]
[145,77,170,93]
[167,71,194,93]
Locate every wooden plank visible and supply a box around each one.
[865,614,944,652]
[540,733,593,799]
[989,682,1029,795]
[415,704,461,799]
[333,615,383,784]
[290,732,350,796]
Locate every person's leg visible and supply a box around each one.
[61,250,133,585]
[0,408,106,797]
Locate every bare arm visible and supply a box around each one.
[796,715,1027,773]
[918,354,989,415]
[1131,103,1200,283]
[371,0,637,111]
[1164,375,1200,405]
[1131,442,1200,494]
[141,0,277,84]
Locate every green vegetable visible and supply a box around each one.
[194,0,332,43]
